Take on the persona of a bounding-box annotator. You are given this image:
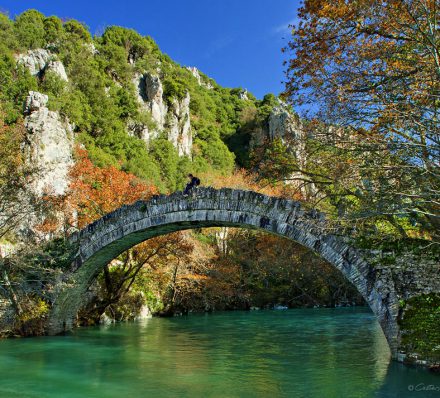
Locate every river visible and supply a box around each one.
[0,308,438,397]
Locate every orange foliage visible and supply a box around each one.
[68,147,158,228]
[198,169,303,201]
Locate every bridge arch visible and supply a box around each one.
[48,188,400,357]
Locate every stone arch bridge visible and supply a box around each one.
[48,188,439,360]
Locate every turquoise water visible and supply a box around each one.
[0,308,438,397]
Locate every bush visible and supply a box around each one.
[14,9,45,49]
[399,293,440,363]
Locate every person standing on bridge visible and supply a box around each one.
[183,173,200,196]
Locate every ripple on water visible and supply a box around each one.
[0,308,438,398]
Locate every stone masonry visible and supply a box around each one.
[47,188,440,362]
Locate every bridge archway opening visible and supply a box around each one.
[48,188,399,357]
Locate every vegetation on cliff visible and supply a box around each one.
[0,5,437,359]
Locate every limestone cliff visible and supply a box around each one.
[133,72,192,156]
[167,92,192,157]
[131,72,165,143]
[269,103,308,174]
[250,100,314,197]
[186,66,213,89]
[16,49,68,81]
[24,91,74,196]
[251,100,307,165]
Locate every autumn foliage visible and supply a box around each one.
[199,168,303,202]
[283,0,439,238]
[68,147,158,228]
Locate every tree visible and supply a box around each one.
[68,147,157,227]
[13,10,45,49]
[284,0,440,240]
[0,113,42,239]
[79,232,194,322]
[0,13,18,51]
[63,20,91,43]
[215,229,363,308]
[100,26,152,63]
[43,16,64,44]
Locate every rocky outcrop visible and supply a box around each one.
[187,66,202,85]
[186,66,213,89]
[132,72,165,143]
[238,89,248,101]
[85,42,99,55]
[268,103,307,167]
[23,91,74,196]
[268,104,303,140]
[24,91,49,114]
[144,74,167,130]
[133,72,192,156]
[16,48,50,77]
[250,100,313,197]
[167,92,192,156]
[16,49,68,81]
[45,60,68,81]
[133,73,166,132]
[127,121,151,144]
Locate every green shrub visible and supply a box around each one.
[399,293,440,363]
[14,9,45,49]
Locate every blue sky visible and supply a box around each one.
[1,0,300,99]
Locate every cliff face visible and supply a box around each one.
[1,16,319,226]
[23,91,74,197]
[186,66,213,89]
[15,50,72,195]
[132,73,192,156]
[14,44,317,205]
[16,49,68,81]
[167,92,192,157]
[17,48,194,173]
[268,102,307,171]
[249,100,314,197]
[13,36,319,207]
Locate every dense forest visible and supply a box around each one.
[0,6,438,361]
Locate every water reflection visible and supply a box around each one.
[0,308,438,398]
